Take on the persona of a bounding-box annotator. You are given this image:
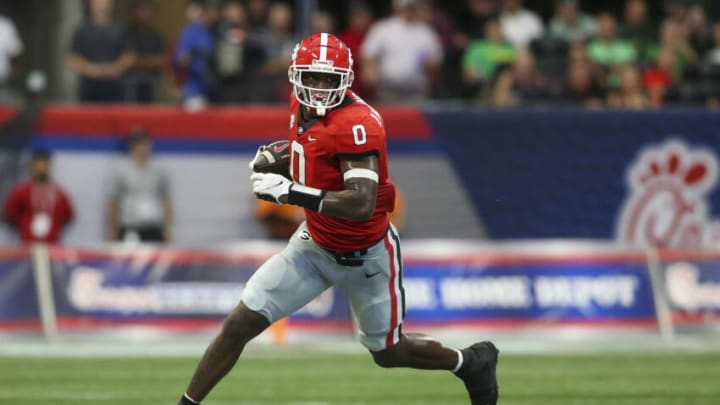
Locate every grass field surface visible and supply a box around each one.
[1,349,719,404]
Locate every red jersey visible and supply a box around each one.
[3,181,75,244]
[288,90,396,251]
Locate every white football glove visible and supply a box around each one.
[248,145,267,170]
[251,172,291,204]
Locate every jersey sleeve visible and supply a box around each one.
[3,186,23,224]
[58,188,75,226]
[331,112,385,161]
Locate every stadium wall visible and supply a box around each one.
[4,106,720,246]
[426,109,720,241]
[0,106,485,245]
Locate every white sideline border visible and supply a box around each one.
[2,334,720,358]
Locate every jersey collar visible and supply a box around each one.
[297,93,356,135]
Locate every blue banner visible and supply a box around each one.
[428,110,720,240]
[402,261,656,323]
[0,256,38,321]
[48,252,351,323]
[0,247,682,330]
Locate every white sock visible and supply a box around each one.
[452,349,464,373]
[184,393,200,404]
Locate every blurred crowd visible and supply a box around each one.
[2,0,719,108]
[452,0,720,108]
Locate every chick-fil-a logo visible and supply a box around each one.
[617,140,720,248]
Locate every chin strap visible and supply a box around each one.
[315,103,326,116]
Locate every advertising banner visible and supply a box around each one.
[42,247,351,331]
[402,258,656,326]
[657,250,720,329]
[0,248,37,323]
[7,244,720,334]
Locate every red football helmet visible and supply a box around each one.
[288,33,354,115]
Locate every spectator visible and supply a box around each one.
[339,2,374,99]
[173,0,215,109]
[706,21,720,107]
[3,149,74,244]
[643,46,678,106]
[567,40,591,64]
[549,0,596,43]
[607,65,649,109]
[499,0,544,49]
[417,0,456,50]
[619,0,656,57]
[417,0,462,98]
[246,0,269,36]
[257,2,297,103]
[213,0,265,103]
[125,0,166,103]
[562,60,606,108]
[458,0,498,41]
[663,0,690,25]
[706,20,720,67]
[492,51,548,106]
[0,14,23,102]
[588,13,637,67]
[106,128,173,244]
[567,41,607,84]
[361,0,443,102]
[67,0,135,103]
[645,19,697,79]
[310,10,336,35]
[684,4,711,56]
[462,17,516,96]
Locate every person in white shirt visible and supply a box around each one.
[0,15,23,90]
[499,0,544,49]
[361,0,443,102]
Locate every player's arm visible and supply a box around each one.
[251,156,379,221]
[307,156,378,221]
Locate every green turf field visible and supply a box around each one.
[1,351,719,404]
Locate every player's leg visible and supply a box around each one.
[371,333,499,405]
[179,226,332,404]
[340,225,498,404]
[371,332,459,369]
[181,302,269,404]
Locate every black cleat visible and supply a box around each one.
[454,341,499,405]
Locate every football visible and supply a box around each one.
[252,140,291,178]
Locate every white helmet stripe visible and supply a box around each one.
[319,32,328,61]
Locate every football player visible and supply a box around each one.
[178,33,499,405]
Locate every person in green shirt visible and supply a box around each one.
[549,0,596,43]
[462,17,516,90]
[588,12,637,67]
[643,19,698,81]
[619,0,656,57]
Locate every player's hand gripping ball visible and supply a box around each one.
[249,140,291,179]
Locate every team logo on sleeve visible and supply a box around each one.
[289,113,295,129]
[616,139,720,248]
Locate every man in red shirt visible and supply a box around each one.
[178,33,499,405]
[338,1,374,99]
[3,149,74,244]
